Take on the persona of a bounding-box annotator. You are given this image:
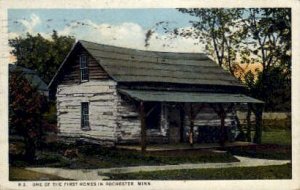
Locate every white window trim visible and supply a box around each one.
[80,55,89,82]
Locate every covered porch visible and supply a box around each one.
[118,89,264,153]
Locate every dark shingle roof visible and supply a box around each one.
[9,64,48,92]
[119,89,263,103]
[79,40,244,87]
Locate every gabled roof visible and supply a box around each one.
[49,40,244,88]
[9,64,48,92]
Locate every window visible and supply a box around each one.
[81,102,90,130]
[80,55,89,81]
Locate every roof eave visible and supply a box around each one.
[48,41,80,89]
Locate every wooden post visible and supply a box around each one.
[246,103,252,142]
[179,104,185,143]
[140,101,147,153]
[253,104,263,144]
[233,105,246,141]
[210,104,226,146]
[219,105,226,146]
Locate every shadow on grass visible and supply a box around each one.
[106,163,292,180]
[221,144,291,160]
[10,142,239,170]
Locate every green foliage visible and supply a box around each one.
[263,119,291,131]
[9,72,46,134]
[176,8,291,111]
[242,8,291,111]
[244,9,291,71]
[177,8,245,75]
[224,128,291,160]
[245,67,291,111]
[261,130,291,146]
[21,143,238,169]
[9,71,58,163]
[43,102,57,124]
[9,30,75,84]
[9,72,47,162]
[81,145,238,166]
[225,144,291,160]
[107,164,291,180]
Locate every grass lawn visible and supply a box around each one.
[10,130,291,169]
[30,145,239,169]
[223,130,291,160]
[107,164,292,180]
[9,167,67,181]
[261,130,291,145]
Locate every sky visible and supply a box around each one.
[8,9,204,53]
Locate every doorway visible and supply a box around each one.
[168,105,184,143]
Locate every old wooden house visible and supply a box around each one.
[49,40,263,151]
[10,64,49,97]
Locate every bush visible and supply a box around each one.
[262,119,291,131]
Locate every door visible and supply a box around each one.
[168,105,182,143]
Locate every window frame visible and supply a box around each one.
[81,102,90,130]
[79,55,89,82]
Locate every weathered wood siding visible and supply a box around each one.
[115,98,169,144]
[54,43,240,145]
[61,47,109,85]
[57,82,236,145]
[182,104,236,143]
[57,80,118,145]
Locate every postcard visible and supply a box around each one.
[0,0,299,190]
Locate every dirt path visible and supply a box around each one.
[26,156,290,180]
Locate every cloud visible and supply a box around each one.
[18,14,41,34]
[9,18,205,53]
[9,13,52,40]
[8,32,19,40]
[57,20,204,52]
[145,27,204,53]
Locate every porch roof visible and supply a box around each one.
[118,89,263,104]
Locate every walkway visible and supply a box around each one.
[26,156,290,180]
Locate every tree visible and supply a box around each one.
[176,8,246,75]
[242,8,291,111]
[155,8,291,111]
[9,72,47,162]
[9,31,75,84]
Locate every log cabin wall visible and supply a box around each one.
[55,45,171,145]
[115,96,169,144]
[57,81,118,146]
[115,94,140,144]
[56,47,118,146]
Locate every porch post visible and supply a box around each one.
[219,104,226,146]
[246,103,252,142]
[140,101,147,152]
[253,104,263,144]
[179,103,185,143]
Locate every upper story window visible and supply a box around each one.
[80,55,89,82]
